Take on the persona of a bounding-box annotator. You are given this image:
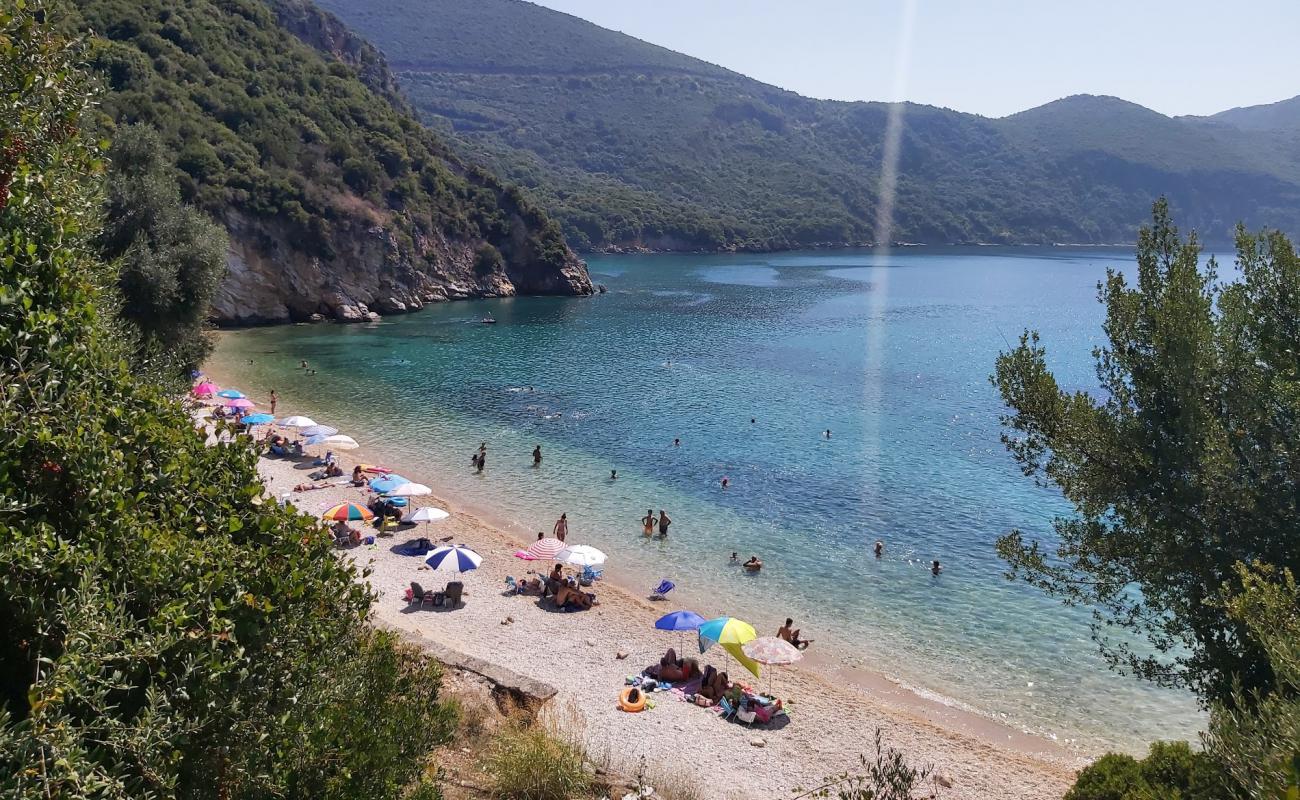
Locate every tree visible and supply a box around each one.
[992,199,1300,705]
[0,6,452,797]
[99,124,227,377]
[1203,564,1300,797]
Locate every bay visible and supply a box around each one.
[212,247,1205,751]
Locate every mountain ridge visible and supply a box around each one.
[315,0,1300,251]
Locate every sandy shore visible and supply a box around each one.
[197,377,1078,800]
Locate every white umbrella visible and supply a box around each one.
[314,437,356,450]
[556,544,606,566]
[386,482,432,497]
[408,506,450,523]
[278,415,317,427]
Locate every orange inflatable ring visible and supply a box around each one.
[619,687,646,713]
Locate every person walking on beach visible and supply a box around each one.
[657,509,672,536]
[642,510,656,537]
[269,389,277,415]
[553,512,568,542]
[532,444,542,466]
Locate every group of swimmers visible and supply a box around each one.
[874,539,943,575]
[729,552,763,572]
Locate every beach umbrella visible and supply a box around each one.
[298,424,338,438]
[655,609,707,652]
[311,434,359,450]
[368,474,410,493]
[193,382,219,397]
[408,506,450,527]
[321,502,373,521]
[556,544,606,566]
[240,413,274,425]
[743,636,802,696]
[386,482,432,497]
[223,398,255,409]
[425,544,482,573]
[515,537,566,560]
[698,616,761,678]
[278,415,317,428]
[216,389,245,399]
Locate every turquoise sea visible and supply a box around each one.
[212,248,1205,751]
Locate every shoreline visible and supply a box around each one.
[203,359,1080,800]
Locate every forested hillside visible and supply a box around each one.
[69,0,590,324]
[317,0,1300,251]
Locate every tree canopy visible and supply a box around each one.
[993,199,1300,705]
[0,5,451,796]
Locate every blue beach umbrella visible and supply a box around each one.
[369,474,410,493]
[655,609,707,652]
[298,424,339,438]
[240,413,274,425]
[216,389,245,399]
[425,545,482,573]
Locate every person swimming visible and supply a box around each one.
[720,476,729,488]
[673,437,681,447]
[729,552,738,564]
[874,540,884,558]
[743,555,762,572]
[610,469,618,480]
[931,560,943,575]
[823,429,832,439]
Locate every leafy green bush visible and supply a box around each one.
[1065,743,1222,800]
[0,6,453,797]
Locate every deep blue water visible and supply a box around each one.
[213,247,1204,751]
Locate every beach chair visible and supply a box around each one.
[579,565,603,586]
[408,582,435,607]
[650,578,674,600]
[718,696,737,721]
[443,581,464,608]
[735,700,758,726]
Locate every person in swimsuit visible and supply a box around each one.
[778,618,813,650]
[729,552,738,564]
[610,469,617,480]
[657,510,671,536]
[553,513,568,542]
[642,510,656,536]
[269,389,277,415]
[720,476,729,488]
[932,560,943,576]
[874,540,884,558]
[743,555,762,572]
[673,438,680,447]
[532,445,542,466]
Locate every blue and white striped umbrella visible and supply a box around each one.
[424,545,482,573]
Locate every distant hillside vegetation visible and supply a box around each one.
[316,0,1300,251]
[69,0,589,324]
[1187,95,1300,133]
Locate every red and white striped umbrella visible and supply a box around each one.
[517,537,566,560]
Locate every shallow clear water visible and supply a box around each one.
[212,247,1204,751]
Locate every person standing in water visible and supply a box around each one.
[824,429,832,439]
[269,389,277,415]
[657,509,672,536]
[931,560,943,575]
[532,444,542,466]
[553,512,568,542]
[475,451,486,473]
[874,540,884,558]
[609,469,617,480]
[641,510,656,536]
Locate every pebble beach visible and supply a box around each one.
[201,379,1082,800]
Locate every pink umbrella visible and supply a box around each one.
[223,398,254,409]
[516,537,566,560]
[193,382,219,397]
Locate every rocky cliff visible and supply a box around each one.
[77,0,592,326]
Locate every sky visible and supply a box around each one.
[529,0,1300,118]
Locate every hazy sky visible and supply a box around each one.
[530,0,1299,118]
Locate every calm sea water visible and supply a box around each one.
[212,248,1205,751]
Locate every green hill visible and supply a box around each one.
[1190,95,1300,132]
[314,0,1300,250]
[67,0,590,324]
